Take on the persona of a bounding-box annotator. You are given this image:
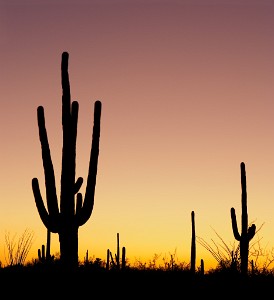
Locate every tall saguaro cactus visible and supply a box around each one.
[230,162,256,275]
[32,52,102,270]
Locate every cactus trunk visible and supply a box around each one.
[59,225,78,268]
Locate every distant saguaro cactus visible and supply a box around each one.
[230,162,256,276]
[200,259,204,276]
[38,228,52,263]
[121,246,126,270]
[32,52,102,270]
[190,210,196,274]
[38,244,46,263]
[107,233,126,270]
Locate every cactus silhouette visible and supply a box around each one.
[116,232,120,270]
[200,259,204,275]
[230,162,256,276]
[107,233,126,270]
[191,210,196,274]
[84,249,89,264]
[38,228,52,263]
[38,244,46,263]
[106,249,110,270]
[121,246,126,270]
[32,52,102,270]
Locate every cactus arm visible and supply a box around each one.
[231,207,241,241]
[110,251,115,266]
[248,224,256,240]
[74,177,83,194]
[32,178,59,232]
[32,178,49,225]
[38,247,44,262]
[77,100,101,226]
[37,106,59,217]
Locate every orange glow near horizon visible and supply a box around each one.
[0,0,274,272]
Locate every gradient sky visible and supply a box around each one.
[1,0,274,271]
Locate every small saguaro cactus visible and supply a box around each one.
[107,233,126,270]
[200,259,204,276]
[38,228,53,263]
[121,246,126,270]
[84,250,89,265]
[190,210,196,274]
[106,249,110,270]
[230,162,256,276]
[116,232,120,270]
[32,52,102,270]
[38,245,46,263]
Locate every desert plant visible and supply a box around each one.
[116,232,120,270]
[38,229,54,263]
[121,246,126,270]
[200,259,204,275]
[32,52,102,270]
[161,248,189,271]
[197,227,241,271]
[84,250,89,265]
[4,228,35,267]
[38,244,46,263]
[231,162,256,275]
[197,222,265,274]
[107,233,127,270]
[191,210,196,274]
[106,249,110,270]
[248,231,274,273]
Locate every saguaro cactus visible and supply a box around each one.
[107,233,127,270]
[32,52,102,270]
[200,259,204,276]
[190,210,196,274]
[116,232,120,270]
[38,228,52,263]
[230,162,256,275]
[38,244,46,263]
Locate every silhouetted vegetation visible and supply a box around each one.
[32,52,101,270]
[0,250,274,297]
[4,228,34,267]
[191,210,196,275]
[230,162,256,276]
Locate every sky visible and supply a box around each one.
[0,0,274,271]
